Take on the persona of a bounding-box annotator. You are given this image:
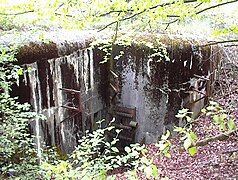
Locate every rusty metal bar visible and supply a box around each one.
[78,93,82,112]
[59,87,82,112]
[191,95,206,104]
[129,121,138,128]
[109,110,134,118]
[114,111,134,118]
[60,112,81,124]
[110,83,118,93]
[111,123,132,130]
[59,87,81,93]
[194,74,210,81]
[191,88,207,96]
[186,95,206,106]
[61,105,79,111]
[110,70,118,78]
[114,106,135,114]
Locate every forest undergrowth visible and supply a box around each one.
[111,47,238,180]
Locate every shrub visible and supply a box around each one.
[0,45,39,178]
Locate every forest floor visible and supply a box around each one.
[111,50,238,179]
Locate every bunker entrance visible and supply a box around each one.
[108,106,137,150]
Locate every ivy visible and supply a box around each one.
[91,33,170,64]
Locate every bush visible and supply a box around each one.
[0,45,39,178]
[41,119,146,179]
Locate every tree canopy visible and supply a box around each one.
[0,0,237,43]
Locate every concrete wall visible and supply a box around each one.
[15,47,107,153]
[109,38,219,144]
[13,34,220,152]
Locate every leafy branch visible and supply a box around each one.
[99,10,131,17]
[98,0,197,31]
[99,0,238,31]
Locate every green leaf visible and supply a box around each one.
[179,108,189,114]
[115,129,122,134]
[188,147,197,156]
[213,115,219,124]
[141,149,147,155]
[175,114,185,118]
[124,146,131,153]
[227,119,236,130]
[144,166,153,178]
[207,106,215,111]
[17,68,23,75]
[212,30,221,36]
[141,157,149,165]
[111,139,118,145]
[111,147,119,153]
[201,108,206,113]
[219,122,226,131]
[157,143,167,151]
[220,113,228,121]
[105,155,114,161]
[130,151,140,157]
[151,164,159,178]
[38,33,44,40]
[175,108,190,118]
[180,135,187,141]
[209,101,218,105]
[186,116,192,122]
[206,112,213,116]
[189,132,198,140]
[107,126,114,131]
[107,175,116,180]
[161,130,170,140]
[104,141,110,146]
[174,126,183,133]
[184,138,192,150]
[163,152,170,158]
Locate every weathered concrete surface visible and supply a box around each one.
[10,32,220,152]
[0,30,94,64]
[106,35,220,144]
[14,47,107,153]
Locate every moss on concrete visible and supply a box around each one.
[16,41,58,64]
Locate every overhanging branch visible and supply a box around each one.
[200,39,238,47]
[164,19,179,30]
[99,0,197,18]
[54,12,73,17]
[196,0,238,15]
[164,0,238,29]
[0,10,34,16]
[165,0,238,18]
[99,10,131,17]
[99,0,237,31]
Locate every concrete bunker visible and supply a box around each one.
[8,32,220,153]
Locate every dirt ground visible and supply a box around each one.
[111,45,238,180]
